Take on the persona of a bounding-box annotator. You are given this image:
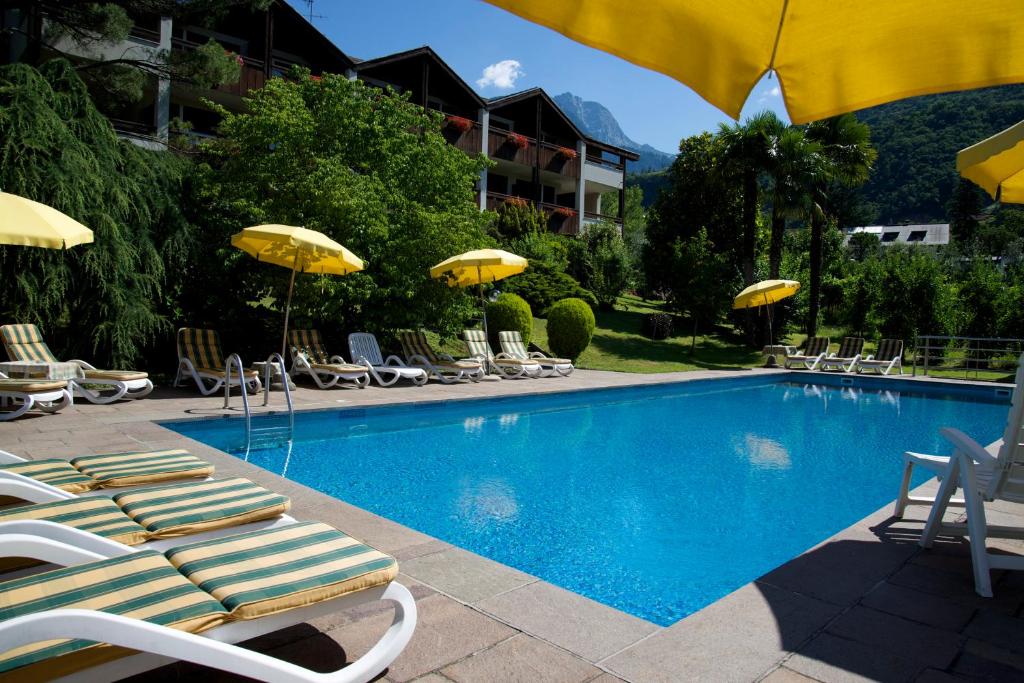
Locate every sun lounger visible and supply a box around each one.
[1,324,153,404]
[462,330,541,378]
[348,333,428,387]
[398,330,483,383]
[0,448,213,493]
[288,329,369,389]
[0,519,416,682]
[783,336,830,370]
[174,328,262,396]
[497,330,573,377]
[818,336,864,373]
[0,376,70,421]
[856,338,904,375]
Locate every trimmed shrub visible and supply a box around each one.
[486,293,533,347]
[502,260,597,315]
[547,298,596,361]
[642,313,673,340]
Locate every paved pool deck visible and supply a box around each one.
[3,368,1024,682]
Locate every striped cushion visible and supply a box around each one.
[804,337,830,357]
[836,337,865,358]
[177,328,225,371]
[165,521,398,620]
[0,459,94,494]
[0,497,148,546]
[0,550,227,682]
[463,329,493,360]
[0,324,59,363]
[0,379,67,393]
[113,478,290,538]
[311,362,367,374]
[70,449,213,488]
[399,330,439,363]
[875,338,903,361]
[82,369,148,382]
[289,329,331,365]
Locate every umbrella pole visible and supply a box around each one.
[479,265,490,375]
[281,257,298,360]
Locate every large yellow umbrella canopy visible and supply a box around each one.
[733,279,801,310]
[429,248,528,288]
[958,120,1024,205]
[484,1,1024,124]
[231,224,364,357]
[0,192,93,249]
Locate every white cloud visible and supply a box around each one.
[476,60,525,89]
[757,85,782,104]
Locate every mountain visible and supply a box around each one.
[553,92,675,173]
[855,84,1024,224]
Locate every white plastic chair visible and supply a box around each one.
[348,333,427,387]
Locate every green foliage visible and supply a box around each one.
[855,84,1024,223]
[847,231,881,261]
[493,202,545,240]
[0,61,190,366]
[189,70,491,351]
[502,230,569,271]
[874,247,962,343]
[168,39,242,90]
[839,257,883,338]
[546,298,596,360]
[486,293,532,347]
[602,186,646,283]
[501,260,597,315]
[957,262,1004,337]
[569,223,631,309]
[668,228,734,338]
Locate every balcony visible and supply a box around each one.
[442,117,483,156]
[171,37,267,98]
[488,129,536,166]
[583,210,624,231]
[538,141,580,178]
[485,192,580,235]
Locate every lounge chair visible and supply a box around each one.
[398,330,484,383]
[911,354,1024,597]
[857,338,904,375]
[818,337,864,373]
[462,330,541,378]
[497,331,573,377]
[783,336,830,370]
[0,375,70,421]
[348,333,428,387]
[174,327,262,396]
[0,519,416,682]
[1,323,153,404]
[288,329,369,389]
[0,448,213,493]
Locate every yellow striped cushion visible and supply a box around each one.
[0,497,149,546]
[113,478,290,538]
[82,369,148,382]
[0,550,227,682]
[0,459,95,494]
[165,521,398,620]
[0,379,67,393]
[289,329,330,365]
[311,362,367,374]
[177,328,225,371]
[0,324,59,363]
[70,449,213,488]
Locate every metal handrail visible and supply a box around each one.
[223,353,251,439]
[912,335,1024,379]
[262,353,295,433]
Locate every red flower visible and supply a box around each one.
[507,132,529,149]
[310,74,322,82]
[503,197,530,208]
[552,206,576,218]
[445,115,474,133]
[557,146,578,159]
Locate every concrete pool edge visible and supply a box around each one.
[4,367,1019,681]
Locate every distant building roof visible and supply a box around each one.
[845,224,950,247]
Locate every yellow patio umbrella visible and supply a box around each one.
[733,279,800,364]
[484,1,1024,124]
[0,192,93,249]
[231,224,364,357]
[430,248,528,345]
[957,120,1024,205]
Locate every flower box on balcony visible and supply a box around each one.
[445,115,474,133]
[503,196,530,209]
[552,206,577,218]
[556,146,578,159]
[506,132,529,150]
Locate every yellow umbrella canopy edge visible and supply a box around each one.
[483,0,1024,124]
[0,192,94,249]
[732,280,800,310]
[429,248,528,288]
[230,224,364,275]
[958,120,1024,204]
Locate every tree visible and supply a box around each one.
[803,114,877,337]
[189,69,492,350]
[0,60,191,366]
[602,185,646,283]
[847,231,881,262]
[4,1,267,109]
[948,177,987,247]
[573,222,630,309]
[764,123,822,278]
[670,229,734,353]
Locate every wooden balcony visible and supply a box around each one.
[584,211,623,229]
[442,118,483,156]
[485,192,580,234]
[488,130,536,166]
[538,142,580,177]
[585,153,626,172]
[172,37,267,97]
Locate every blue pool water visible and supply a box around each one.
[163,376,1009,625]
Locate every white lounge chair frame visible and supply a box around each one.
[818,337,864,373]
[856,339,904,375]
[290,352,369,389]
[174,329,262,396]
[462,330,541,379]
[0,372,71,421]
[783,337,830,370]
[907,355,1024,596]
[0,523,416,683]
[348,333,427,387]
[398,331,483,384]
[497,331,573,377]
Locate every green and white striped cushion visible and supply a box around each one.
[289,329,330,365]
[0,459,94,493]
[836,337,865,358]
[70,449,213,488]
[176,327,225,371]
[113,478,290,538]
[0,324,59,363]
[462,329,493,360]
[165,521,398,620]
[399,330,438,362]
[0,550,227,681]
[0,497,149,546]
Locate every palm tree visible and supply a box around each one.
[803,114,876,337]
[764,124,822,279]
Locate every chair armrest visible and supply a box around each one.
[329,355,346,364]
[941,427,998,466]
[406,354,430,366]
[438,353,457,362]
[68,359,96,370]
[862,354,875,361]
[384,355,407,367]
[528,352,547,359]
[494,352,515,360]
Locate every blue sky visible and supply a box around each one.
[289,0,789,153]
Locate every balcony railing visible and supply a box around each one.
[538,141,580,177]
[442,118,483,156]
[583,210,623,226]
[488,129,536,166]
[585,154,625,172]
[540,202,580,235]
[171,37,267,97]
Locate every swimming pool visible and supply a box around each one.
[163,375,1009,626]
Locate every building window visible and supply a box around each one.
[881,232,899,242]
[907,230,927,242]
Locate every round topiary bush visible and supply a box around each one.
[486,293,533,347]
[546,297,596,361]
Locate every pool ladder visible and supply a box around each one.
[224,353,295,451]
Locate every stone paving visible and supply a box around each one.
[2,368,1024,682]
